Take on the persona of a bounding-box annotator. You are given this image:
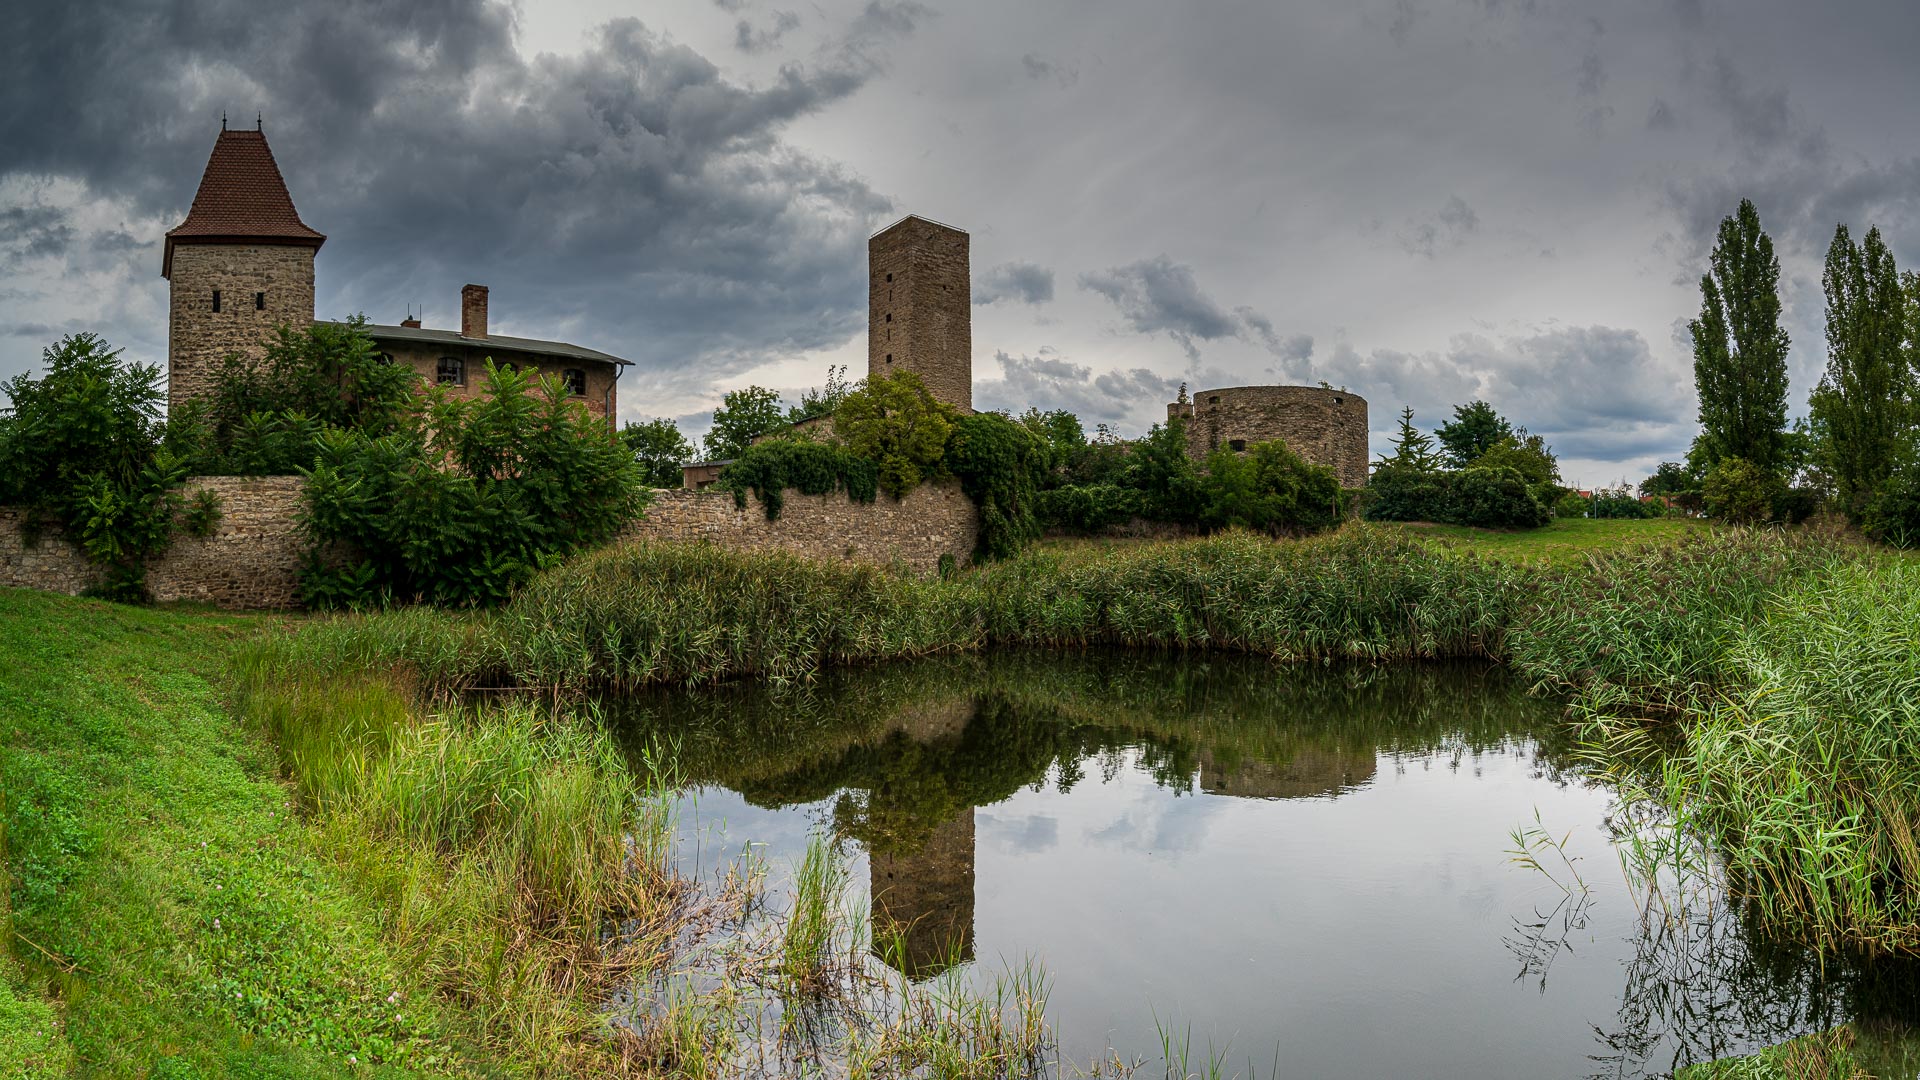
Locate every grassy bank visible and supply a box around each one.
[0,589,486,1077]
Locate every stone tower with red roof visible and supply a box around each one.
[163,125,325,407]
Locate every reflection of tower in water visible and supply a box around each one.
[870,805,976,981]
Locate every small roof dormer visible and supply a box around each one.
[162,127,325,278]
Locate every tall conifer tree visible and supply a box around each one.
[1811,224,1912,516]
[1689,199,1791,474]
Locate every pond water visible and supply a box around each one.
[607,652,1916,1078]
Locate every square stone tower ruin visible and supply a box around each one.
[163,126,324,407]
[869,215,971,412]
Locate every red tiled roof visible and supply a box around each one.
[163,129,324,277]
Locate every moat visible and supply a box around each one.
[607,652,1916,1078]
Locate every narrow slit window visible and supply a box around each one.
[211,289,221,313]
[885,313,892,323]
[254,291,266,310]
[562,368,586,396]
[885,354,893,364]
[437,356,465,386]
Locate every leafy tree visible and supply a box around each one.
[832,370,956,498]
[300,363,647,607]
[1810,224,1913,517]
[1689,199,1792,474]
[787,364,858,425]
[1701,457,1782,525]
[621,417,694,488]
[1639,461,1696,498]
[1435,401,1512,469]
[0,333,193,599]
[703,385,786,460]
[1015,407,1087,478]
[1127,416,1203,522]
[1375,407,1443,474]
[1470,431,1559,491]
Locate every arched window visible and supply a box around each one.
[437,356,464,386]
[562,368,586,396]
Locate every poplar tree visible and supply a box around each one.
[1810,224,1911,516]
[1689,199,1791,474]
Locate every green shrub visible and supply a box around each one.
[1363,465,1457,523]
[1036,483,1142,533]
[1553,491,1590,519]
[1453,466,1552,529]
[1702,456,1783,524]
[299,363,646,607]
[0,333,192,600]
[945,412,1046,560]
[1589,490,1661,519]
[1126,418,1204,522]
[1863,462,1920,547]
[720,438,878,520]
[1198,439,1342,535]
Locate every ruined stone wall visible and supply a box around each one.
[869,217,972,412]
[168,244,316,407]
[622,479,978,573]
[0,476,308,609]
[2,476,976,610]
[1169,385,1370,488]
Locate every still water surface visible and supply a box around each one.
[608,652,1913,1078]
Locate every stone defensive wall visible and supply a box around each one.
[621,479,979,573]
[1169,385,1370,489]
[0,476,309,609]
[1,476,979,610]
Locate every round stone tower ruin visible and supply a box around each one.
[1167,385,1370,488]
[163,126,324,408]
[868,215,972,412]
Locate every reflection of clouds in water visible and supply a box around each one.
[1083,780,1226,858]
[671,786,854,895]
[978,811,1060,855]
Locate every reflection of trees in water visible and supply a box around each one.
[606,651,1576,831]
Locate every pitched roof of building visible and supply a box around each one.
[349,322,631,366]
[163,128,325,277]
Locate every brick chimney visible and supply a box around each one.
[460,284,488,338]
[400,314,422,328]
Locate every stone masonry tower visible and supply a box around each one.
[163,125,325,408]
[869,215,971,412]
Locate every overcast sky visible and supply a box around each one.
[7,0,1920,483]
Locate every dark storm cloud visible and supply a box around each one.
[1080,256,1301,366]
[0,0,931,408]
[973,261,1054,305]
[0,206,76,261]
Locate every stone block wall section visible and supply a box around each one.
[1,476,978,611]
[622,479,979,573]
[0,476,310,610]
[1169,385,1371,489]
[167,244,316,404]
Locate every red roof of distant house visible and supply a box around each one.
[163,128,325,277]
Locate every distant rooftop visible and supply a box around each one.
[344,321,630,366]
[164,128,325,277]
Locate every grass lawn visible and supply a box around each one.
[1038,517,1707,567]
[0,588,481,1078]
[1397,515,1706,564]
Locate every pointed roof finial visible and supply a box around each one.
[256,111,263,131]
[221,111,227,131]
